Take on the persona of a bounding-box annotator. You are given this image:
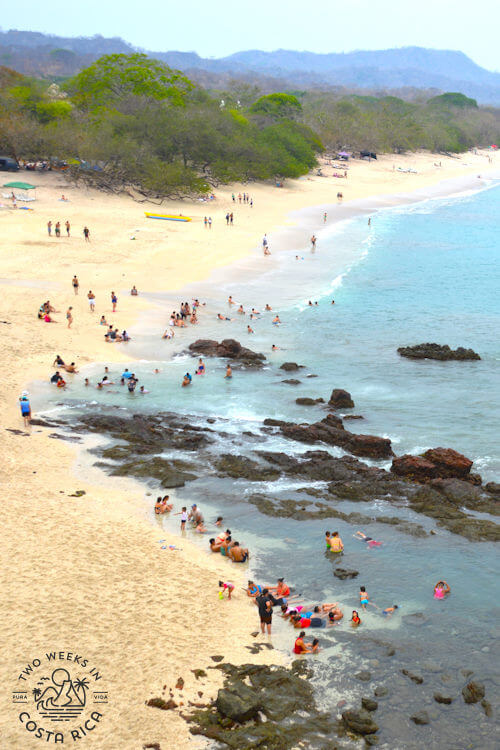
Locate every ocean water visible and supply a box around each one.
[37,182,500,748]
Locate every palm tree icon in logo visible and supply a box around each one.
[35,668,89,721]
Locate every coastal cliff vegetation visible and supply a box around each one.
[0,53,498,198]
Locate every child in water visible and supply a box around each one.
[351,610,361,627]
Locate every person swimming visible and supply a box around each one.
[382,605,399,617]
[351,610,361,627]
[354,530,382,548]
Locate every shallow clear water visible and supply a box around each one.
[38,182,500,748]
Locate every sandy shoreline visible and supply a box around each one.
[1,149,497,748]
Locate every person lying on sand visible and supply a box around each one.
[246,580,262,597]
[64,362,78,373]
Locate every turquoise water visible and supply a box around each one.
[39,182,500,748]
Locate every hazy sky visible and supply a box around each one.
[2,0,499,71]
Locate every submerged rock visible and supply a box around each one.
[329,389,355,408]
[280,415,393,459]
[410,710,429,725]
[462,681,485,704]
[434,693,454,705]
[402,669,423,684]
[361,698,378,712]
[279,362,303,371]
[397,343,480,361]
[342,709,378,735]
[296,397,325,406]
[334,568,359,580]
[282,378,301,385]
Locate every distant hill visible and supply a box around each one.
[1,30,499,104]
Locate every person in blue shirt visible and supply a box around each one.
[122,369,132,379]
[19,392,31,427]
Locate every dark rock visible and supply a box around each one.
[282,379,301,385]
[111,457,198,488]
[462,681,485,703]
[364,734,379,745]
[397,343,480,361]
[188,338,266,367]
[143,744,161,750]
[329,389,355,408]
[262,418,291,428]
[48,432,82,442]
[485,482,500,496]
[361,698,378,712]
[344,415,364,420]
[334,568,359,580]
[280,416,393,459]
[279,362,303,371]
[191,669,207,680]
[402,669,423,684]
[422,448,473,479]
[481,699,492,717]
[373,687,388,698]
[296,397,324,406]
[210,655,224,662]
[306,374,318,378]
[430,478,483,505]
[216,685,263,723]
[355,671,372,682]
[342,709,378,735]
[215,455,281,481]
[146,697,177,710]
[410,710,429,725]
[434,693,453,705]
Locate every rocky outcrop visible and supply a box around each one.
[215,455,281,481]
[188,662,338,748]
[401,669,423,684]
[391,448,473,482]
[329,389,355,408]
[434,693,453,705]
[397,343,480,361]
[422,448,473,478]
[279,415,393,459]
[188,338,266,367]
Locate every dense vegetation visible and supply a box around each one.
[0,53,499,198]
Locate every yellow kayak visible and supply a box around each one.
[145,212,192,222]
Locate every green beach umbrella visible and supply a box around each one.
[3,182,36,189]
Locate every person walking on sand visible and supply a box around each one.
[19,391,31,428]
[111,291,117,312]
[87,290,95,312]
[208,216,212,229]
[311,234,317,251]
[323,212,327,223]
[55,221,61,238]
[256,590,273,634]
[65,220,70,237]
[47,220,52,236]
[72,275,79,295]
[66,306,73,329]
[83,226,90,242]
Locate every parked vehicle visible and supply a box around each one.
[0,156,20,171]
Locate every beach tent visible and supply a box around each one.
[337,151,352,160]
[3,181,37,201]
[360,151,377,160]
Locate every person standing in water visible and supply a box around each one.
[330,531,344,552]
[225,365,232,379]
[433,581,451,599]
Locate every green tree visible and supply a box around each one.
[67,53,193,111]
[250,93,302,121]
